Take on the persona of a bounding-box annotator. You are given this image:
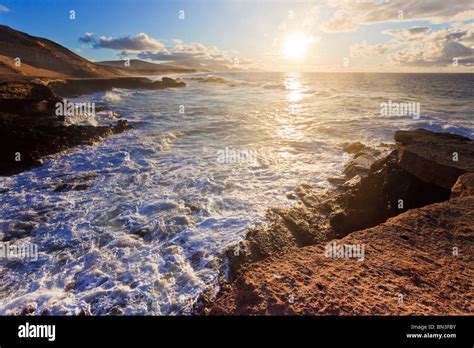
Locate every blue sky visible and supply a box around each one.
[1,0,473,71]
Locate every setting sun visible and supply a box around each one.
[283,32,310,60]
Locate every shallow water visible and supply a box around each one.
[1,72,473,314]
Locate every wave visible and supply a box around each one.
[102,90,123,102]
[262,82,286,90]
[415,122,474,139]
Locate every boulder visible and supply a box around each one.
[342,141,366,154]
[395,129,474,190]
[451,173,474,198]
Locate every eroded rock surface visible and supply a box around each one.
[211,195,474,315]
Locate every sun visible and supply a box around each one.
[283,32,309,60]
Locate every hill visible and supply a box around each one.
[0,25,124,78]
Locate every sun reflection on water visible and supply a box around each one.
[285,73,304,103]
[275,74,307,143]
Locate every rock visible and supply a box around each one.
[112,119,131,134]
[53,173,97,192]
[327,176,346,185]
[160,77,186,88]
[342,141,366,154]
[395,129,474,190]
[210,195,474,315]
[188,76,228,84]
[343,147,382,179]
[0,80,61,116]
[48,77,186,97]
[0,81,132,176]
[451,173,474,198]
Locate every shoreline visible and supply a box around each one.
[202,129,474,315]
[0,76,186,175]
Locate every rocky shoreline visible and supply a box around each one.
[47,76,186,98]
[204,129,474,315]
[0,76,185,175]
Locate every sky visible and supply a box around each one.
[1,0,474,72]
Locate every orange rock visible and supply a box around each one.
[211,195,474,315]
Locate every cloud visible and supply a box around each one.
[389,25,474,66]
[323,0,474,32]
[94,33,166,51]
[0,4,10,12]
[350,41,395,57]
[137,41,235,63]
[350,24,474,67]
[86,31,249,69]
[382,27,431,41]
[79,32,95,43]
[321,10,358,32]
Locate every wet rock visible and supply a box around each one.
[343,147,382,179]
[1,221,37,241]
[112,119,131,134]
[0,81,132,176]
[342,141,366,154]
[160,77,186,88]
[53,173,97,192]
[327,176,346,185]
[184,202,202,213]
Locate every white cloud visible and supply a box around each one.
[137,41,226,61]
[389,25,474,66]
[350,24,474,67]
[350,41,395,57]
[322,0,474,32]
[0,4,10,12]
[85,31,249,69]
[79,32,95,43]
[321,10,358,32]
[382,27,431,41]
[94,33,166,51]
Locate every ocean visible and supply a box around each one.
[0,72,473,315]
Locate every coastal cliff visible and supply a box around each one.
[208,130,474,315]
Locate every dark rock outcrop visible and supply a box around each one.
[0,81,131,176]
